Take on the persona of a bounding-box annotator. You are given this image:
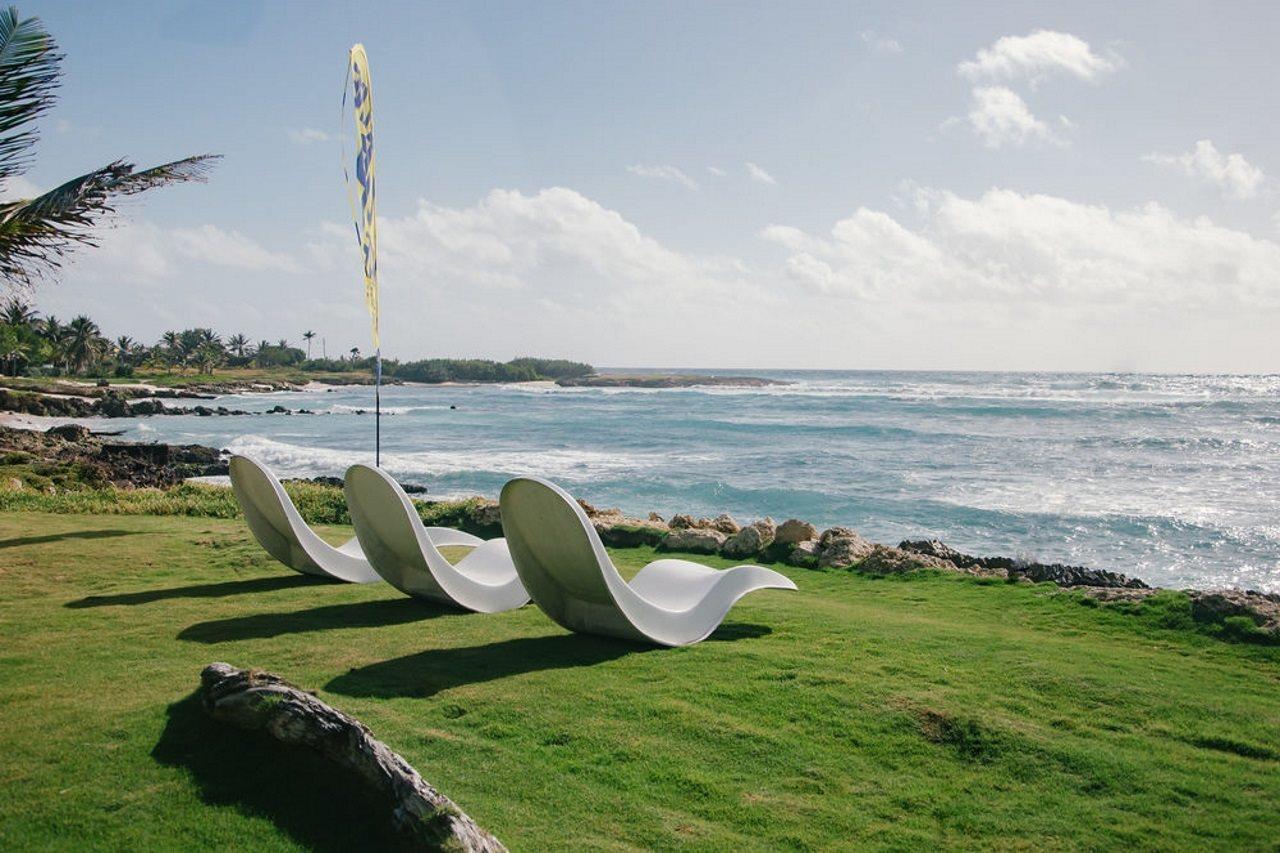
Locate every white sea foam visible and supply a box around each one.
[226,434,672,482]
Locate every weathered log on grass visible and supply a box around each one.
[199,662,506,852]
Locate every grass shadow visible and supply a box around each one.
[152,693,413,852]
[178,597,449,643]
[66,573,328,609]
[0,528,135,549]
[327,622,772,699]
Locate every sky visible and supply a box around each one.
[11,0,1280,371]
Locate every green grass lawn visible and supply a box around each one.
[0,511,1277,850]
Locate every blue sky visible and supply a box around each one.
[14,0,1280,370]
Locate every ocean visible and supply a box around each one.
[118,370,1279,593]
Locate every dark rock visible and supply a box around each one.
[899,539,1145,588]
[46,424,92,442]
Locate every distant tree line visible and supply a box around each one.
[0,298,593,382]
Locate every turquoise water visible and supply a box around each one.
[120,370,1279,592]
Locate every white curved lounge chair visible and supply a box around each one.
[229,454,380,584]
[499,477,796,646]
[344,464,530,612]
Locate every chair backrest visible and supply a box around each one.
[229,454,307,570]
[500,477,643,640]
[344,464,451,599]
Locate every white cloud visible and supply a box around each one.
[761,186,1280,310]
[959,30,1122,85]
[706,165,726,177]
[746,162,777,185]
[57,222,304,282]
[960,86,1066,148]
[626,163,697,189]
[1143,140,1266,200]
[859,30,902,54]
[168,224,304,273]
[288,127,332,144]
[373,187,748,303]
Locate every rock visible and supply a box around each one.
[46,424,92,442]
[1011,561,1146,589]
[576,498,599,516]
[775,519,817,545]
[198,663,506,851]
[787,540,820,567]
[899,538,1145,588]
[647,512,664,523]
[858,544,953,575]
[595,520,667,548]
[816,528,875,568]
[1188,589,1280,634]
[819,527,860,547]
[899,539,981,569]
[721,517,776,559]
[669,514,696,530]
[1081,587,1279,637]
[3,477,22,491]
[400,482,428,494]
[659,527,728,555]
[469,499,502,529]
[709,514,740,535]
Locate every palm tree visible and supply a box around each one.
[193,341,224,375]
[349,346,361,362]
[276,338,290,349]
[0,8,219,287]
[39,312,64,369]
[63,314,102,373]
[302,330,315,358]
[0,321,21,374]
[1,295,34,326]
[226,333,249,357]
[114,334,134,365]
[159,330,181,373]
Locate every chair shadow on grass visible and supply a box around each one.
[152,693,413,853]
[326,622,772,699]
[178,598,451,643]
[0,528,135,550]
[66,573,328,609]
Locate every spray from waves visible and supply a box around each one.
[226,434,685,482]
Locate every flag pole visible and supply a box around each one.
[375,347,382,466]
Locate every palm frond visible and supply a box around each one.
[0,6,61,183]
[0,154,221,285]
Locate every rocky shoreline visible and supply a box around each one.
[3,426,1275,638]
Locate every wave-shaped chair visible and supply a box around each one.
[229,454,380,584]
[344,464,530,612]
[499,477,796,646]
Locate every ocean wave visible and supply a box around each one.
[225,434,681,482]
[321,403,449,415]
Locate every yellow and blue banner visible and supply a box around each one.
[346,43,379,349]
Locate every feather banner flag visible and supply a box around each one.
[345,43,379,349]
